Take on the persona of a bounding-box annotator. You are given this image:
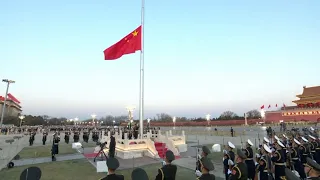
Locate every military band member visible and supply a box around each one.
[243,139,255,180]
[292,138,307,179]
[99,157,124,180]
[308,135,319,163]
[42,131,47,145]
[257,144,272,180]
[227,142,236,163]
[83,131,89,143]
[229,149,248,180]
[51,133,60,161]
[271,140,286,180]
[131,168,149,180]
[73,131,79,142]
[304,157,320,179]
[197,157,215,180]
[155,150,177,180]
[223,152,234,180]
[301,137,310,164]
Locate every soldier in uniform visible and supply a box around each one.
[243,139,255,180]
[29,133,34,146]
[155,150,177,180]
[256,144,272,180]
[300,137,310,164]
[197,157,215,180]
[271,140,286,180]
[308,135,319,163]
[304,157,320,179]
[285,168,300,180]
[99,157,124,180]
[73,131,79,142]
[42,131,48,145]
[292,138,306,179]
[83,130,89,143]
[64,131,70,144]
[229,149,248,180]
[196,146,212,173]
[223,152,233,180]
[131,168,149,180]
[51,133,60,161]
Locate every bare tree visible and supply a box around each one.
[219,111,238,120]
[246,109,261,119]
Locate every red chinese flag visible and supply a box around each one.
[275,104,278,107]
[0,96,4,101]
[260,105,264,109]
[104,26,142,60]
[283,103,286,107]
[268,105,271,108]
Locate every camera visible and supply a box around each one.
[96,142,107,149]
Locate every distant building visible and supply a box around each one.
[0,99,22,117]
[265,86,320,123]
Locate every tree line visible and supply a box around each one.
[2,109,262,126]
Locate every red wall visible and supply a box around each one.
[265,111,320,123]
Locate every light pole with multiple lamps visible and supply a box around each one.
[205,114,211,126]
[19,115,25,127]
[91,114,96,126]
[0,79,15,128]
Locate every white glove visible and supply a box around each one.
[197,154,202,160]
[228,159,234,166]
[195,170,202,177]
[227,169,232,175]
[292,170,300,177]
[162,161,166,166]
[223,157,225,161]
[223,149,228,154]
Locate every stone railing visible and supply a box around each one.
[154,130,186,156]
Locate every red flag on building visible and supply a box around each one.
[275,104,278,107]
[260,105,264,109]
[0,96,4,101]
[268,105,271,108]
[283,103,286,107]
[103,25,142,60]
[7,93,20,104]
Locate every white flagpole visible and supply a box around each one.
[139,0,145,138]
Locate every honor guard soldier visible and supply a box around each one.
[227,142,236,163]
[99,157,124,180]
[51,133,60,161]
[243,139,255,180]
[29,133,34,146]
[223,152,234,180]
[304,157,320,179]
[229,149,248,180]
[275,135,287,163]
[73,131,79,142]
[155,150,177,180]
[257,144,272,180]
[285,168,300,180]
[292,138,307,179]
[197,157,215,180]
[42,131,48,145]
[83,131,89,143]
[64,131,70,144]
[271,140,286,180]
[131,168,149,180]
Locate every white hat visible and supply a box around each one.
[308,135,316,140]
[293,138,301,145]
[228,141,235,149]
[263,137,270,143]
[282,134,288,139]
[310,127,315,131]
[301,137,308,142]
[255,153,261,158]
[274,135,280,141]
[277,140,285,148]
[263,144,272,153]
[247,139,253,146]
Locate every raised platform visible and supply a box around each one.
[97,130,187,160]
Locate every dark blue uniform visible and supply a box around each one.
[244,147,255,180]
[291,147,306,179]
[271,149,286,180]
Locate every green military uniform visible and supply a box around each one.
[131,168,149,180]
[197,146,212,171]
[285,168,300,180]
[99,157,124,180]
[197,157,215,180]
[305,157,320,180]
[229,149,248,180]
[155,150,177,180]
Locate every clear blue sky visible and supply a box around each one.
[1,0,319,120]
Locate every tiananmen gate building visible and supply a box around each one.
[265,86,320,123]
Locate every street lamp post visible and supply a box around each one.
[172,116,176,129]
[205,114,211,126]
[113,120,115,127]
[147,118,150,131]
[19,115,25,127]
[74,117,79,126]
[0,79,15,128]
[91,114,96,126]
